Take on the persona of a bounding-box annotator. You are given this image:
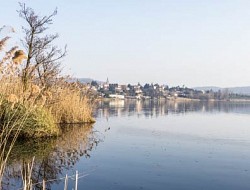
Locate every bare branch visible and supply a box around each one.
[18,3,66,90]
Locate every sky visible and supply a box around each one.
[1,0,250,87]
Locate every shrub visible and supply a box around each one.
[0,99,60,138]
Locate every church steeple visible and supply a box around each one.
[103,77,109,90]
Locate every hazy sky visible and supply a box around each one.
[1,0,250,87]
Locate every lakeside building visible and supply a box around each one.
[83,79,250,101]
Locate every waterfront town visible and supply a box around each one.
[83,78,249,101]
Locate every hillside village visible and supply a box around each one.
[83,79,250,101]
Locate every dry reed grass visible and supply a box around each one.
[47,82,95,124]
[0,29,94,137]
[0,24,94,189]
[21,157,35,190]
[0,95,29,188]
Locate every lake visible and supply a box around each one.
[4,100,250,190]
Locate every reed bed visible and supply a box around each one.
[0,25,95,190]
[48,82,95,124]
[0,36,94,138]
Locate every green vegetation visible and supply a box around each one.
[0,4,94,140]
[0,4,95,189]
[0,100,59,138]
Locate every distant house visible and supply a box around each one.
[120,85,127,91]
[115,85,122,92]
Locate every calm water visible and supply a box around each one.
[4,100,250,190]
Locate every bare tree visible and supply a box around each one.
[18,3,66,90]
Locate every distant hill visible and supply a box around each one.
[194,86,221,92]
[228,87,250,95]
[70,78,104,84]
[194,86,250,95]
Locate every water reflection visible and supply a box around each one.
[4,124,102,190]
[3,100,250,190]
[96,100,250,118]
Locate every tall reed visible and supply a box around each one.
[46,81,95,124]
[0,96,29,188]
[0,25,95,189]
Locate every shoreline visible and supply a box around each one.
[99,97,250,103]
